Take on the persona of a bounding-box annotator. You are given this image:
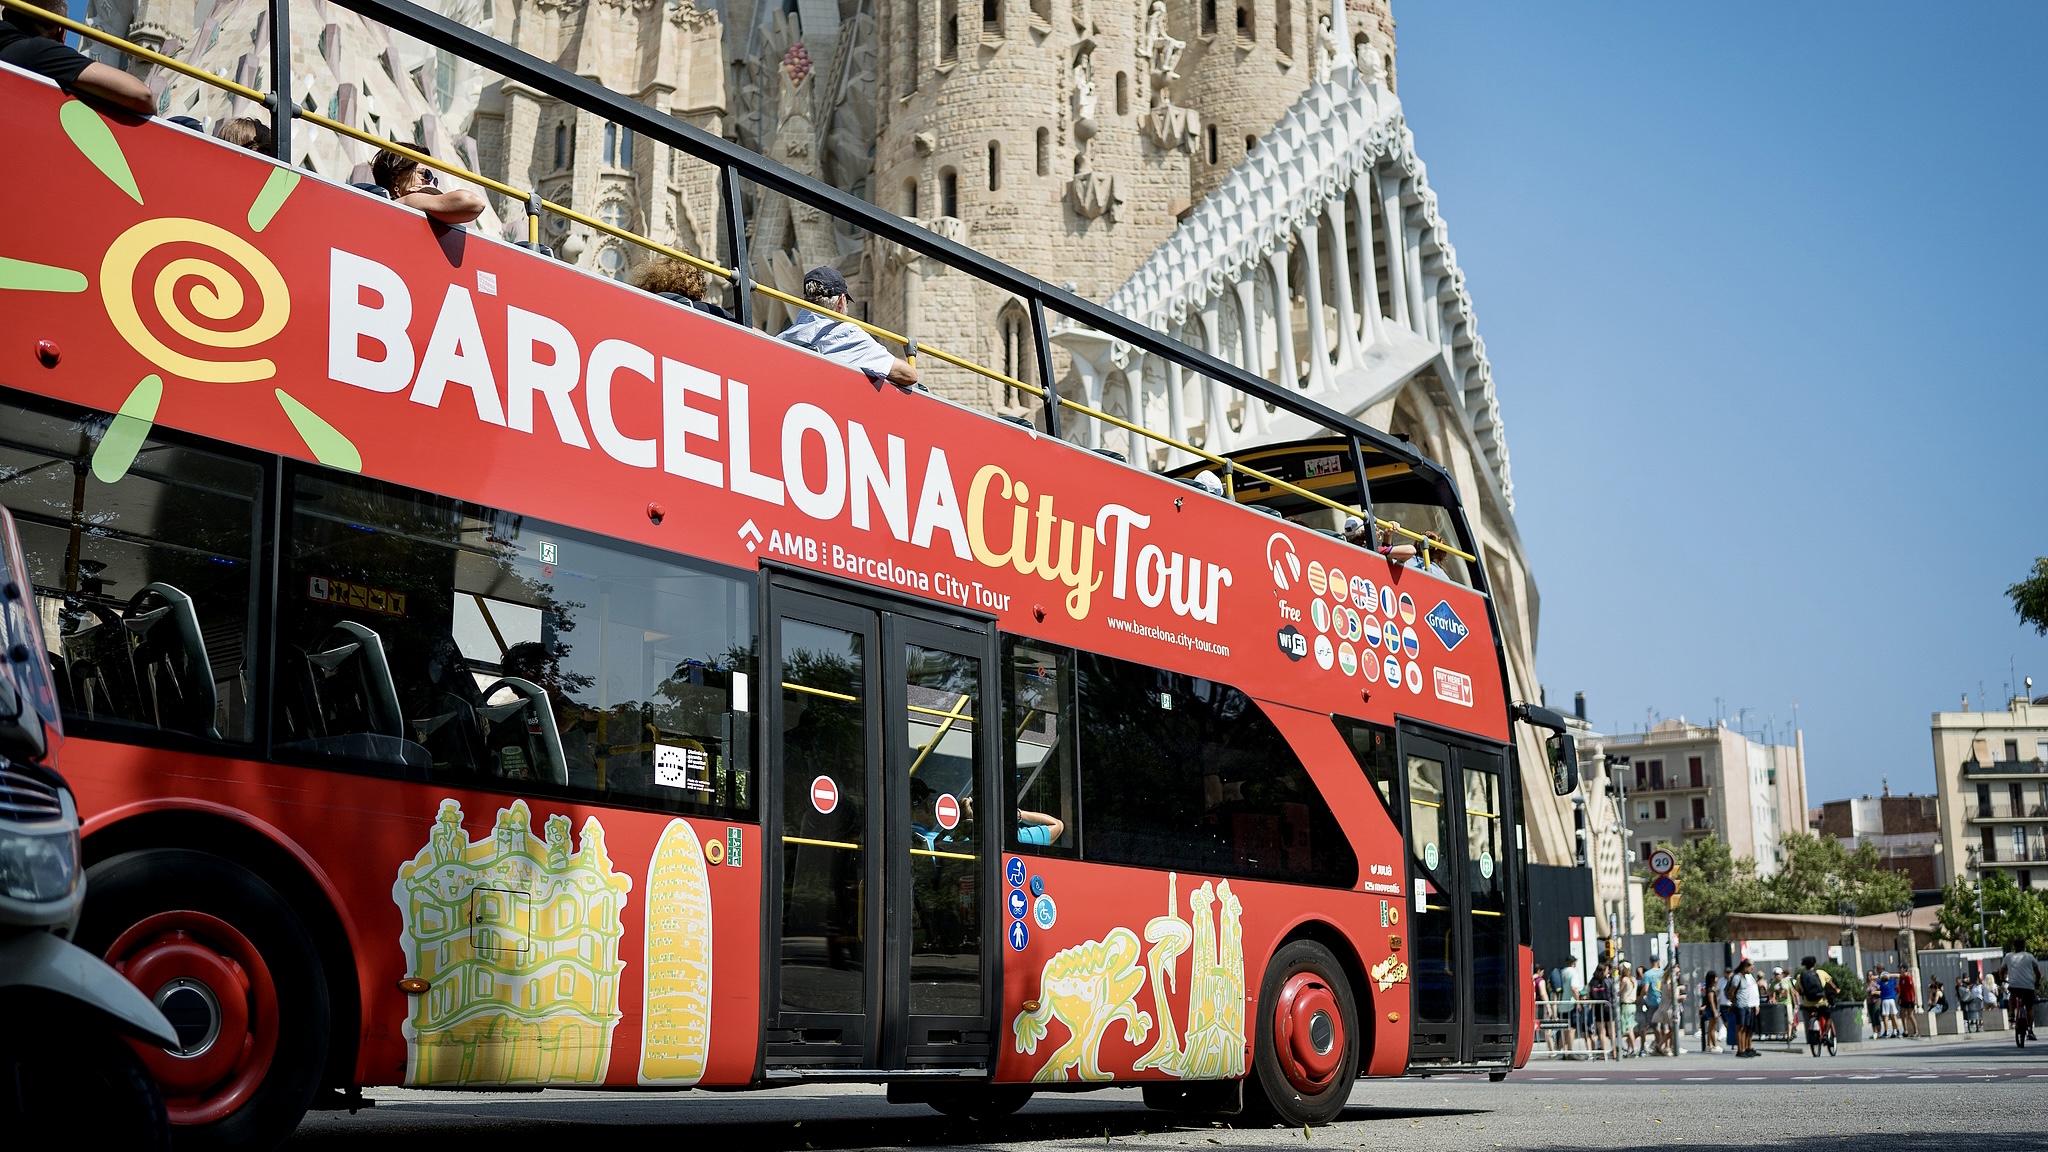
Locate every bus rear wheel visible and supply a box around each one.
[1247,939,1359,1127]
[79,848,331,1152]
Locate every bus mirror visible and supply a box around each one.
[1547,732,1579,796]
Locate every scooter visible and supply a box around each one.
[0,504,180,1147]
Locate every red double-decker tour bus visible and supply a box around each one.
[0,0,1577,1144]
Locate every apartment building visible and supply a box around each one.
[1603,719,1810,877]
[1814,790,1940,890]
[1931,696,2048,887]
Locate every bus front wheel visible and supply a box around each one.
[1247,939,1359,1127]
[79,848,331,1152]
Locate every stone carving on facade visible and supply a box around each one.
[1066,41,1121,219]
[1138,0,1196,153]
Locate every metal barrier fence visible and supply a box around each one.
[1,0,1479,569]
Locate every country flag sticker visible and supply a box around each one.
[1307,560,1328,596]
[1362,650,1381,681]
[1327,567,1346,599]
[1398,592,1417,625]
[1310,598,1330,633]
[1351,575,1373,610]
[1380,586,1397,618]
[1314,634,1335,670]
[1383,620,1400,651]
[1383,655,1402,685]
[1363,616,1382,648]
[1401,626,1420,657]
[1338,642,1358,676]
[1404,661,1423,693]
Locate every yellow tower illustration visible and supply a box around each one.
[394,798,632,1086]
[639,819,714,1085]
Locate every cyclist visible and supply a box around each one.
[1997,937,2039,1048]
[1795,956,1837,1056]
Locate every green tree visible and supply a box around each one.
[1667,836,1766,942]
[1762,834,1913,918]
[2010,557,2048,636]
[1936,869,2048,950]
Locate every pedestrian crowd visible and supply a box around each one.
[1533,955,1681,1058]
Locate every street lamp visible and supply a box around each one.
[1965,845,1987,947]
[1838,899,1862,976]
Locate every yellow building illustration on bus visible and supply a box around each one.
[638,818,714,1085]
[394,798,633,1086]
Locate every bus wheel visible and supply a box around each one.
[79,849,331,1152]
[1247,939,1359,1127]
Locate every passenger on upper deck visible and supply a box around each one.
[213,115,272,153]
[778,266,919,388]
[370,147,486,226]
[0,0,153,114]
[632,256,733,321]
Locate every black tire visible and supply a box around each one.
[922,1085,1032,1120]
[1246,939,1360,1128]
[78,849,331,1152]
[0,991,173,1150]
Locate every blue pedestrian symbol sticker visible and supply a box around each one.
[1008,888,1029,919]
[1033,893,1058,930]
[1029,874,1046,897]
[1006,857,1027,887]
[1008,920,1030,951]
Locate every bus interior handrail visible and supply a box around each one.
[0,0,1475,565]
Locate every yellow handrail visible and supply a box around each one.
[8,0,1474,567]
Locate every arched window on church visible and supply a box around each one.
[904,178,919,217]
[1029,0,1049,27]
[982,0,999,38]
[1201,0,1215,34]
[940,0,958,62]
[1274,0,1291,59]
[554,121,568,169]
[1206,124,1218,164]
[1245,134,1257,157]
[940,168,958,218]
[987,141,1001,191]
[903,0,920,91]
[997,301,1033,409]
[1235,2,1251,41]
[1115,71,1128,116]
[1036,127,1050,176]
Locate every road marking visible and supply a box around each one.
[1737,1077,1763,1081]
[1579,1077,1608,1081]
[1908,1075,1936,1079]
[1684,1077,1711,1081]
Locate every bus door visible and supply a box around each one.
[764,576,997,1073]
[1400,727,1517,1065]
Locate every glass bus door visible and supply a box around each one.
[765,578,995,1073]
[1400,728,1517,1066]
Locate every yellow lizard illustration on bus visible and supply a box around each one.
[1012,927,1151,1082]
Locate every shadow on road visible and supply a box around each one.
[290,1103,1488,1150]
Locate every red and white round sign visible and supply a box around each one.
[1649,849,1675,876]
[935,793,961,831]
[810,775,839,814]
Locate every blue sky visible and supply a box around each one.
[1394,3,2048,804]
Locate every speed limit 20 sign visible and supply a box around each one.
[1649,849,1675,876]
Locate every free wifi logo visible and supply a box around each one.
[2,101,357,482]
[1266,533,1300,590]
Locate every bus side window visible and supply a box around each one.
[1002,638,1077,856]
[276,468,757,814]
[1332,715,1400,821]
[1075,650,1357,888]
[0,396,262,746]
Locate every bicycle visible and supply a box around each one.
[1803,1003,1836,1057]
[2012,991,2036,1050]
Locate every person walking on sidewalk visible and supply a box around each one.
[1732,959,1761,1057]
[1878,968,1901,1038]
[1700,969,1723,1053]
[1892,963,1908,1037]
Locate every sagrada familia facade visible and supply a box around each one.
[108,0,1572,868]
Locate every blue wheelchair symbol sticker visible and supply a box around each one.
[1033,894,1057,930]
[1029,874,1046,897]
[1006,857,1027,887]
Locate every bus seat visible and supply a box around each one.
[279,620,431,772]
[123,583,220,740]
[61,606,141,727]
[413,634,489,775]
[478,676,567,786]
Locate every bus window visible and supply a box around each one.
[1001,639,1077,856]
[1331,715,1400,821]
[0,395,261,744]
[1368,499,1472,588]
[276,468,755,814]
[1073,649,1356,887]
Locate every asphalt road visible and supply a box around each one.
[290,1034,2048,1151]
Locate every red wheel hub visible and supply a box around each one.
[107,910,279,1126]
[1274,971,1344,1094]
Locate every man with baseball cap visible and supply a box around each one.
[778,265,920,387]
[0,0,154,114]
